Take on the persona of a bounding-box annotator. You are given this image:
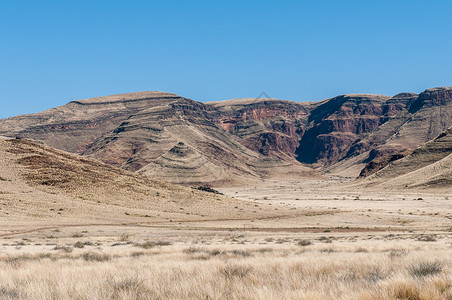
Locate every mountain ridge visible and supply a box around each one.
[0,86,450,186]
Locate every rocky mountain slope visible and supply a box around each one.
[0,92,315,185]
[358,126,452,191]
[0,86,450,184]
[0,137,281,230]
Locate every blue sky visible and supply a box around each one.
[1,0,451,118]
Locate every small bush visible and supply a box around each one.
[298,239,312,246]
[73,241,85,248]
[320,248,335,253]
[54,246,73,253]
[220,264,253,279]
[318,236,332,243]
[81,252,110,262]
[355,247,368,253]
[0,286,19,298]
[154,240,172,246]
[231,250,253,257]
[135,241,172,249]
[130,252,144,257]
[135,242,156,249]
[118,234,129,242]
[183,246,205,254]
[109,276,147,296]
[257,247,273,253]
[416,234,437,242]
[392,282,422,300]
[209,249,223,256]
[388,249,408,258]
[410,261,443,277]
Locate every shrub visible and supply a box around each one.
[320,248,335,253]
[209,249,223,256]
[81,252,110,262]
[135,240,172,249]
[0,286,19,298]
[118,234,129,242]
[388,249,408,258]
[73,241,85,248]
[410,261,443,277]
[231,250,252,257]
[135,242,156,249]
[298,239,312,246]
[416,234,437,242]
[220,264,253,279]
[183,246,205,254]
[54,246,73,253]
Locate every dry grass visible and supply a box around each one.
[0,244,451,300]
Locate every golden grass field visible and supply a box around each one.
[0,226,451,300]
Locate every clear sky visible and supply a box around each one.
[1,0,452,119]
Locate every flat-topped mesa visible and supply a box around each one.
[71,91,181,105]
[207,97,282,108]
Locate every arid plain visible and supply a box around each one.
[1,172,451,299]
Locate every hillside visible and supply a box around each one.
[0,137,282,231]
[357,126,452,191]
[0,92,315,185]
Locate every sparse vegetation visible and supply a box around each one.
[81,252,111,262]
[74,241,85,248]
[118,234,129,242]
[410,261,443,277]
[0,245,450,299]
[298,239,312,246]
[193,186,224,195]
[135,240,172,249]
[416,234,437,242]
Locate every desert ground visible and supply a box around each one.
[1,176,451,300]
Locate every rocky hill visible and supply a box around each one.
[358,126,452,191]
[0,87,450,185]
[0,137,281,229]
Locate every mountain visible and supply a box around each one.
[0,87,451,184]
[311,88,452,176]
[206,98,309,160]
[357,126,452,190]
[0,136,281,229]
[0,92,316,185]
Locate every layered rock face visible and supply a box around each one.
[0,92,315,185]
[0,87,451,183]
[360,126,452,190]
[296,94,395,164]
[207,99,308,160]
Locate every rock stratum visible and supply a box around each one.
[357,126,452,191]
[0,87,451,187]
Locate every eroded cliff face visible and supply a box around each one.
[295,94,400,164]
[0,87,451,182]
[209,100,308,159]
